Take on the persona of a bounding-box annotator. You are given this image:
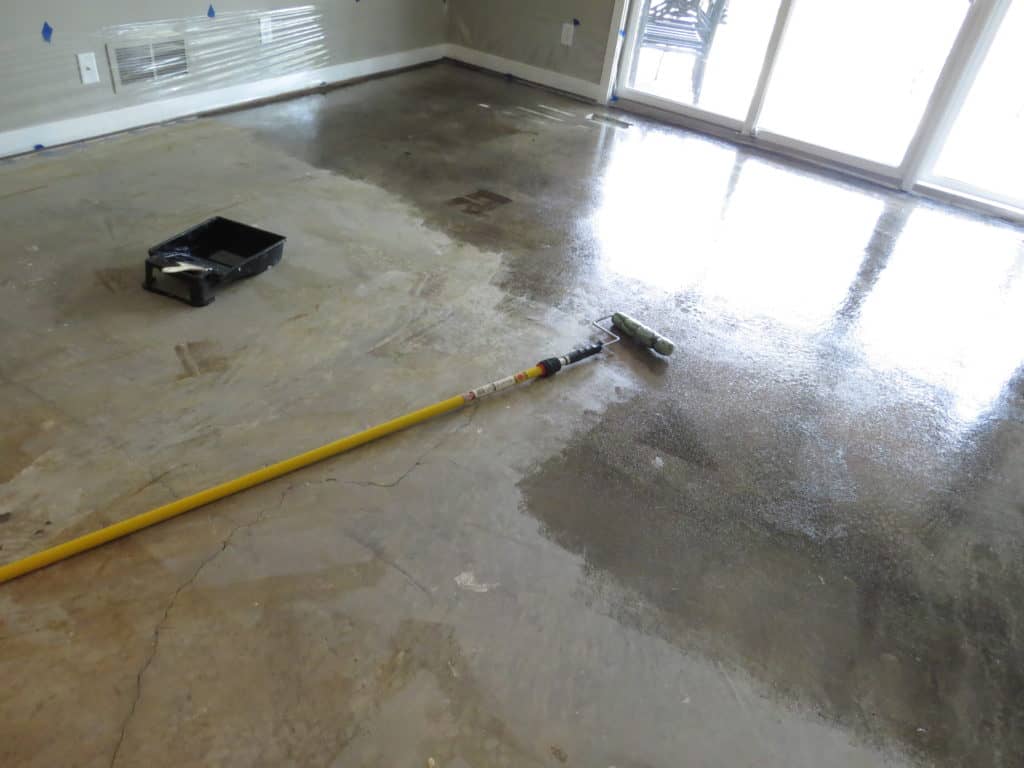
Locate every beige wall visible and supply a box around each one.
[446,0,617,85]
[1,1,624,140]
[1,1,447,133]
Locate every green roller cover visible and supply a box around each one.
[611,312,675,356]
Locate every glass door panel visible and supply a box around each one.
[757,1,970,166]
[930,0,1024,206]
[626,0,783,121]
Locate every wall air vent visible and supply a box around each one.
[107,39,188,90]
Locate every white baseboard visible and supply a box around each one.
[0,42,606,158]
[443,44,603,102]
[0,44,446,159]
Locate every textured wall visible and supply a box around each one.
[0,1,447,132]
[446,0,617,85]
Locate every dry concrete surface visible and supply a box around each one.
[1,63,1022,767]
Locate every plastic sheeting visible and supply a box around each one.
[0,6,328,136]
[100,6,328,100]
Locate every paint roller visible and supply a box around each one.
[607,312,675,357]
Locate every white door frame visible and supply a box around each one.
[898,0,1018,217]
[603,0,1023,223]
[599,0,633,105]
[741,0,794,136]
[612,0,751,136]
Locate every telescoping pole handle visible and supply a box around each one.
[536,342,604,377]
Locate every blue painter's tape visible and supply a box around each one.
[207,4,216,18]
[42,22,53,43]
[609,94,619,103]
[619,29,626,37]
[34,144,45,151]
[573,18,581,26]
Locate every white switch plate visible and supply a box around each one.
[77,52,100,85]
[561,22,575,47]
[260,15,274,44]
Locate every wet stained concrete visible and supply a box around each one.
[1,61,1023,767]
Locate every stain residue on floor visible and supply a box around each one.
[174,341,231,379]
[447,189,512,216]
[364,620,536,766]
[0,398,60,484]
[409,271,447,300]
[95,266,140,294]
[586,112,631,129]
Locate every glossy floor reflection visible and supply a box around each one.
[1,62,1021,768]
[596,127,1024,425]
[227,62,1024,766]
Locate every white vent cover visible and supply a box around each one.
[107,40,188,90]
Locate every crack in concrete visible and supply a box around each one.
[108,490,285,767]
[123,468,177,503]
[341,405,478,490]
[108,547,218,768]
[343,528,434,602]
[108,407,479,763]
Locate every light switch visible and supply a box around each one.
[561,22,575,47]
[260,15,274,44]
[77,52,100,85]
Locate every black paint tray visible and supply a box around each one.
[144,217,286,307]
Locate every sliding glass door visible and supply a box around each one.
[621,0,785,125]
[927,0,1023,208]
[615,0,1022,218]
[755,0,970,167]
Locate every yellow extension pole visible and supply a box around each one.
[0,365,546,584]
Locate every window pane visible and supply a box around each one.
[758,0,969,166]
[630,0,783,120]
[931,0,1024,205]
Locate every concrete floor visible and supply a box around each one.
[1,62,1022,767]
